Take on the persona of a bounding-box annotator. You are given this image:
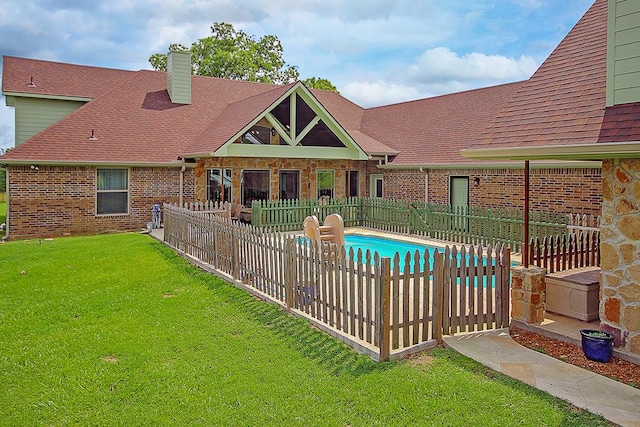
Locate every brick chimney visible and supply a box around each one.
[167,50,192,104]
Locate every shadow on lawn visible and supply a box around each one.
[228,291,394,377]
[149,239,393,377]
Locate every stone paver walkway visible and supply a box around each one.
[443,329,640,427]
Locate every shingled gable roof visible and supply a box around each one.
[1,70,290,164]
[474,0,607,150]
[183,82,382,158]
[359,81,525,166]
[598,102,640,143]
[1,56,393,164]
[312,89,398,156]
[2,56,134,99]
[181,83,295,157]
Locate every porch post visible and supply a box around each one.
[221,157,225,203]
[511,265,546,324]
[523,160,530,267]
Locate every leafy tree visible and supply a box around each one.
[149,22,337,91]
[0,147,9,193]
[302,77,338,92]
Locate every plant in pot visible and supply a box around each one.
[580,329,614,363]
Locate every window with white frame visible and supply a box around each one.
[317,170,334,198]
[96,168,129,215]
[345,170,359,197]
[242,170,269,207]
[279,170,300,200]
[206,168,232,202]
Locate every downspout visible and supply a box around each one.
[419,167,428,203]
[1,166,7,240]
[347,160,351,197]
[179,165,185,206]
[221,158,225,203]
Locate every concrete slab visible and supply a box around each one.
[443,329,640,427]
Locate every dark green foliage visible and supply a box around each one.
[149,22,337,91]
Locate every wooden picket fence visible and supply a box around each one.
[163,203,511,361]
[250,197,595,254]
[529,228,600,274]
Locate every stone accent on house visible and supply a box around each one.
[600,159,640,354]
[6,165,191,239]
[382,167,602,216]
[510,265,546,324]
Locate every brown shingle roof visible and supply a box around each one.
[1,71,284,164]
[0,0,611,167]
[598,103,640,143]
[2,56,134,99]
[360,82,525,165]
[183,83,295,157]
[477,0,607,149]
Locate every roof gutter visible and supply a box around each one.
[461,141,640,161]
[377,160,602,170]
[0,165,7,240]
[2,91,92,103]
[0,159,194,168]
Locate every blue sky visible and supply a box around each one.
[0,0,595,150]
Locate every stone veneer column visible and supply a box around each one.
[600,159,640,354]
[511,266,546,324]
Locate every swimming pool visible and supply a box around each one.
[344,234,441,271]
[343,233,514,273]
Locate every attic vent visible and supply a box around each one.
[27,76,36,88]
[88,129,98,141]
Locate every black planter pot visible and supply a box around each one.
[580,329,614,363]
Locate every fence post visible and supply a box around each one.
[231,226,239,280]
[433,251,445,344]
[376,257,391,362]
[251,201,262,227]
[284,238,295,311]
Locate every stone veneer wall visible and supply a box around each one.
[600,159,640,354]
[6,165,190,240]
[195,158,371,203]
[382,167,602,216]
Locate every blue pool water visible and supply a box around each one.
[343,234,514,273]
[344,234,441,271]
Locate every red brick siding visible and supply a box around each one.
[6,162,601,239]
[382,171,425,201]
[6,165,188,239]
[383,167,602,216]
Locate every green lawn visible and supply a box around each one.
[0,234,610,426]
[0,200,5,225]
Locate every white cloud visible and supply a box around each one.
[341,81,425,108]
[0,0,593,139]
[409,47,537,85]
[0,105,14,150]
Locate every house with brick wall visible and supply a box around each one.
[464,0,640,356]
[1,0,608,240]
